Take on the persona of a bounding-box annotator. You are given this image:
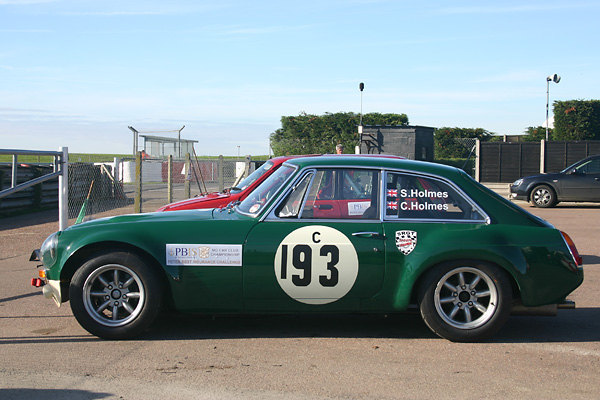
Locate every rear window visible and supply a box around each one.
[385,172,487,222]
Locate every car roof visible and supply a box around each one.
[267,153,405,166]
[282,154,460,176]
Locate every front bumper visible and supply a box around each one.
[509,185,529,201]
[30,249,62,307]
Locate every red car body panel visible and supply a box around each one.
[156,155,316,211]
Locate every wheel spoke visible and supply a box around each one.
[470,275,481,289]
[97,274,110,288]
[463,306,472,322]
[474,302,487,314]
[458,272,466,287]
[96,299,111,313]
[443,281,456,292]
[123,276,135,288]
[112,304,119,320]
[113,270,120,286]
[126,292,141,299]
[448,305,460,319]
[475,289,491,298]
[440,296,455,304]
[90,291,107,297]
[122,301,134,314]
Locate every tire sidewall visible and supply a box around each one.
[418,260,512,342]
[70,251,162,340]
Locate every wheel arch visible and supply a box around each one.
[59,241,172,304]
[409,257,521,306]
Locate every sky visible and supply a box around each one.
[1,0,599,157]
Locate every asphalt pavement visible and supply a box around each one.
[1,200,599,399]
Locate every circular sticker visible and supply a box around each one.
[274,226,359,305]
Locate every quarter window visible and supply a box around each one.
[385,172,486,221]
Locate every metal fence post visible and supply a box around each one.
[218,155,224,192]
[540,140,546,173]
[134,151,142,213]
[58,147,68,231]
[474,139,481,182]
[184,153,191,199]
[167,155,173,204]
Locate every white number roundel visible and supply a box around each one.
[274,226,359,305]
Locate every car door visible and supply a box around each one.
[243,168,385,311]
[559,158,600,201]
[381,170,490,306]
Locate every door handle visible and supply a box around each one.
[352,231,382,238]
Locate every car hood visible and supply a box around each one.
[156,192,231,211]
[517,172,563,183]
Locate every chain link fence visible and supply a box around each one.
[71,154,248,221]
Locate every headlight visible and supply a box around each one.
[40,232,59,267]
[512,179,523,186]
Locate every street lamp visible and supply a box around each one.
[546,74,561,141]
[356,82,364,154]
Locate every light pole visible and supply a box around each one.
[546,74,561,141]
[356,82,364,154]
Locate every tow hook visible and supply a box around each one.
[31,278,45,287]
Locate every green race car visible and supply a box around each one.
[31,155,584,342]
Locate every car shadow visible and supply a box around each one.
[144,312,437,341]
[582,255,600,265]
[0,389,112,400]
[497,307,600,343]
[139,307,600,344]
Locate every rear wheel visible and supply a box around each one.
[69,251,162,339]
[418,260,512,342]
[530,185,557,208]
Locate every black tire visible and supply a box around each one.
[418,260,512,342]
[530,184,557,208]
[69,251,162,340]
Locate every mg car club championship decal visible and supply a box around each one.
[395,230,417,255]
[274,226,359,305]
[166,244,242,266]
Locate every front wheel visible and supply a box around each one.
[418,260,512,342]
[69,251,162,339]
[530,184,557,208]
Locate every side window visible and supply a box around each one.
[385,172,486,221]
[576,159,600,174]
[301,168,380,219]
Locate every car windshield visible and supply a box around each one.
[237,164,297,214]
[231,160,275,193]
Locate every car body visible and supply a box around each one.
[32,155,583,342]
[510,154,600,207]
